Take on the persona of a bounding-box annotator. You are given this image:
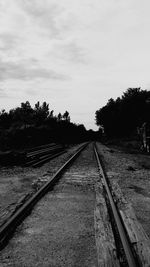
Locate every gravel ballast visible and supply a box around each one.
[1,142,150,266]
[0,143,99,267]
[96,142,150,238]
[0,144,82,227]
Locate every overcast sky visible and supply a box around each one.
[0,0,150,130]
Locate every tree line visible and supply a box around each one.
[95,88,150,137]
[0,101,91,150]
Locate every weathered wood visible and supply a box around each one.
[110,179,150,267]
[94,181,120,267]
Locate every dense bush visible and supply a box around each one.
[0,101,91,150]
[95,88,150,137]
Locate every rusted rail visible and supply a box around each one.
[25,143,56,152]
[26,144,62,157]
[25,144,66,167]
[0,142,88,249]
[94,144,141,267]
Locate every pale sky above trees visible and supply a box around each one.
[0,0,150,129]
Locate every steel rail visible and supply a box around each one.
[94,144,139,267]
[25,148,65,167]
[31,150,66,167]
[25,145,65,167]
[0,142,88,249]
[27,145,62,157]
[26,143,56,153]
[25,150,65,167]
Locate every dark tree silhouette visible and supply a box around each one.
[63,111,70,122]
[0,101,99,150]
[49,110,54,118]
[34,101,49,125]
[57,113,62,121]
[95,88,150,137]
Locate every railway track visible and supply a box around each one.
[0,142,148,266]
[94,143,141,267]
[25,143,66,167]
[0,142,88,250]
[25,143,56,152]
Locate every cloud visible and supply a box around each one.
[0,0,150,131]
[17,0,64,38]
[17,0,80,41]
[0,87,7,97]
[0,59,67,81]
[51,41,87,64]
[0,33,19,52]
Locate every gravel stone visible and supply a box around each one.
[0,145,82,226]
[96,142,150,238]
[0,143,99,267]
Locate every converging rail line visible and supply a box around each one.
[25,143,66,167]
[0,142,148,266]
[0,142,88,250]
[25,143,56,153]
[94,143,141,267]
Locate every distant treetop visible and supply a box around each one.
[95,87,150,137]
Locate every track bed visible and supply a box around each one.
[0,143,99,267]
[0,143,150,266]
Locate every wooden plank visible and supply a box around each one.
[94,181,120,267]
[110,179,150,267]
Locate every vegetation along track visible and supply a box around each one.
[0,142,88,250]
[94,143,141,267]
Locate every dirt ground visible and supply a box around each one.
[0,142,150,266]
[97,142,150,238]
[0,143,99,267]
[0,144,82,227]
